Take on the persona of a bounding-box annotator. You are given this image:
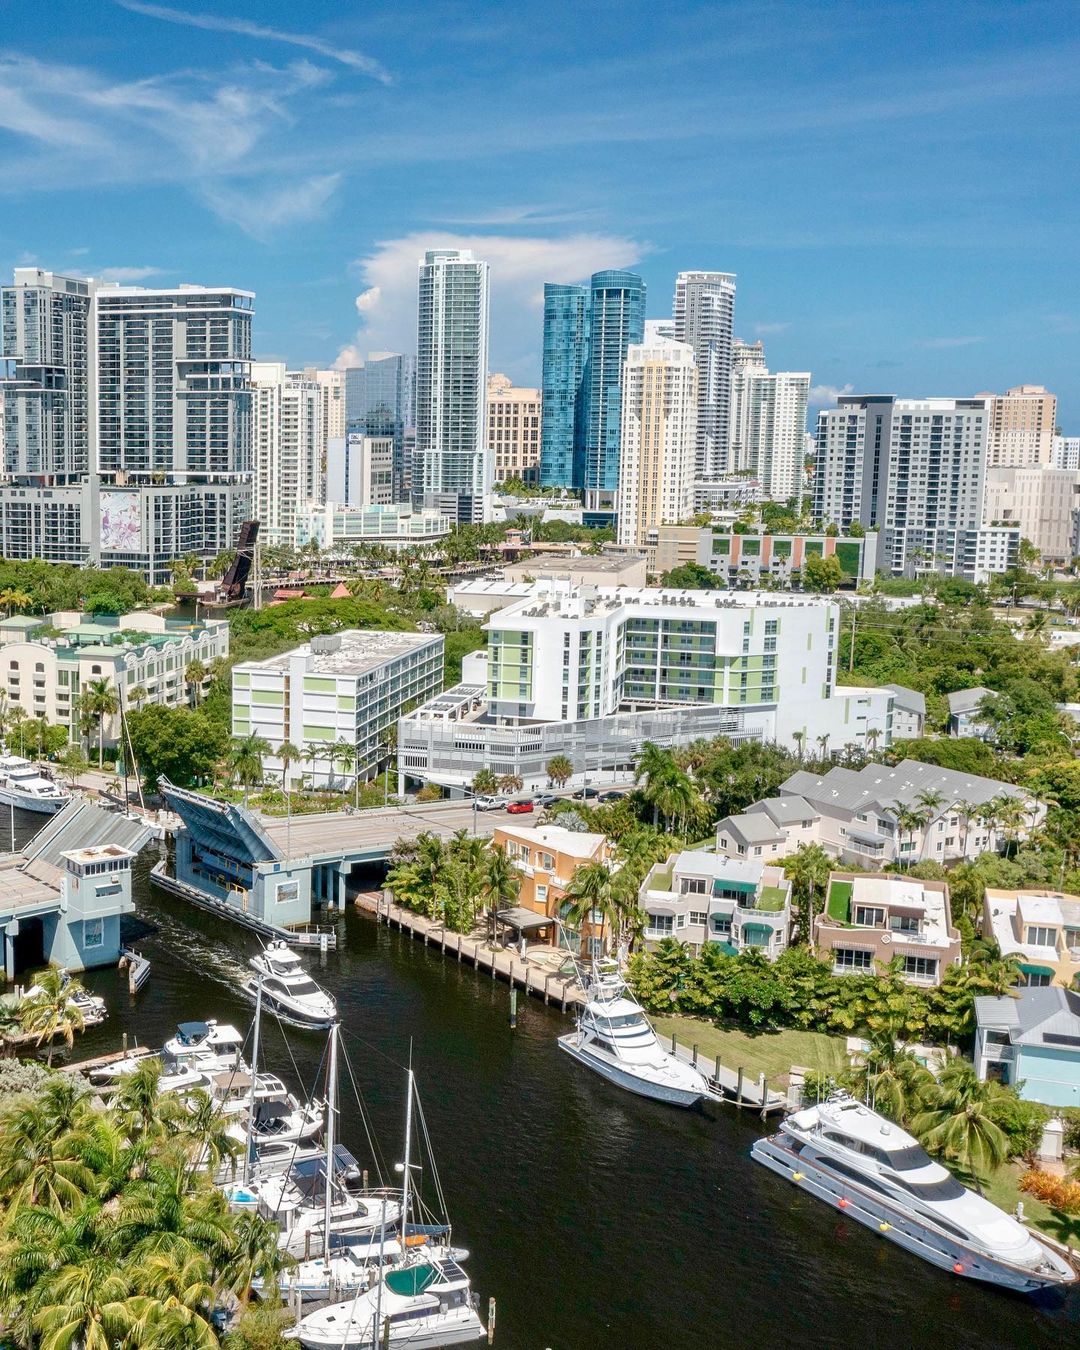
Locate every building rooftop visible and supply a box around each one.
[975,987,1080,1046]
[947,686,995,715]
[62,844,136,865]
[502,580,838,623]
[503,555,647,578]
[235,629,439,678]
[830,873,955,946]
[718,810,787,844]
[496,823,606,860]
[673,851,763,883]
[884,684,927,716]
[779,758,1030,817]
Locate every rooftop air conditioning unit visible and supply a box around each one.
[311,635,342,655]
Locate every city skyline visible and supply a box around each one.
[0,1,1076,423]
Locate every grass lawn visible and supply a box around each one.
[973,1162,1080,1249]
[648,1014,847,1087]
[757,885,788,911]
[826,879,852,922]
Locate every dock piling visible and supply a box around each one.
[758,1073,767,1120]
[509,987,517,1029]
[736,1067,745,1108]
[487,1297,496,1344]
[692,1043,699,1068]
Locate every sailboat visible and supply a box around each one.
[291,1067,486,1348]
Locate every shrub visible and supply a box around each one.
[1019,1169,1080,1215]
[987,1092,1046,1159]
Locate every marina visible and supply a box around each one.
[46,827,1077,1350]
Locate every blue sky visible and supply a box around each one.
[1,0,1077,422]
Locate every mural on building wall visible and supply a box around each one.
[100,492,142,552]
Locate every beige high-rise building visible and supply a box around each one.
[616,338,697,553]
[251,363,325,545]
[983,385,1058,467]
[982,464,1080,563]
[486,374,542,485]
[302,367,346,443]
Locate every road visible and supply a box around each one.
[259,799,498,863]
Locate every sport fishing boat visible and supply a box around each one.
[0,755,70,814]
[163,1020,247,1074]
[244,941,336,1030]
[292,1257,485,1348]
[752,1093,1077,1293]
[557,961,714,1107]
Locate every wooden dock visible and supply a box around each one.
[59,1043,156,1076]
[362,892,786,1115]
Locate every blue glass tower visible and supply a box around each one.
[582,270,645,496]
[539,283,589,489]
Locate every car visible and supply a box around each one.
[506,799,534,814]
[534,792,559,807]
[574,786,600,800]
[474,795,508,811]
[597,790,625,803]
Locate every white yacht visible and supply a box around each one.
[163,1020,247,1074]
[752,1093,1077,1293]
[258,1168,404,1256]
[292,1257,485,1348]
[0,755,70,814]
[558,962,713,1107]
[23,971,106,1026]
[257,1230,465,1303]
[244,941,336,1030]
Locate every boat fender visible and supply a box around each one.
[838,1197,850,1209]
[953,1262,964,1274]
[792,1171,804,1181]
[879,1222,890,1232]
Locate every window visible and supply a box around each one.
[689,911,707,927]
[588,937,603,958]
[82,918,104,949]
[854,905,886,927]
[680,876,707,895]
[710,914,732,935]
[1026,926,1057,947]
[901,955,937,981]
[648,913,674,935]
[834,948,873,971]
[676,914,687,929]
[1025,971,1052,988]
[535,884,547,906]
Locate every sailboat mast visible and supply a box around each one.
[323,1020,338,1259]
[241,973,263,1186]
[401,1065,415,1230]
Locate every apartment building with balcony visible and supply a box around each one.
[0,608,228,747]
[816,872,962,986]
[975,987,1080,1107]
[639,851,792,958]
[981,888,1080,989]
[493,822,613,957]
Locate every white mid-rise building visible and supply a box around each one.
[415,249,490,524]
[616,338,697,551]
[302,367,345,445]
[251,363,325,546]
[399,581,893,790]
[983,464,1080,564]
[728,343,810,501]
[294,502,452,554]
[327,432,394,508]
[672,270,737,479]
[1051,436,1080,472]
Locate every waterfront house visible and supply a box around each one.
[816,872,962,986]
[715,796,821,863]
[981,888,1080,988]
[975,987,1080,1107]
[492,823,613,958]
[639,851,792,959]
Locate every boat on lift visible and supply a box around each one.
[752,1092,1077,1293]
[558,961,713,1107]
[22,971,106,1027]
[244,941,336,1030]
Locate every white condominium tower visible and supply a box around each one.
[0,268,252,581]
[616,337,697,551]
[814,395,991,578]
[728,340,810,501]
[251,363,326,545]
[415,248,490,524]
[672,270,736,479]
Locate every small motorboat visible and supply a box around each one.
[22,971,106,1026]
[0,755,71,814]
[163,1019,246,1074]
[244,941,337,1030]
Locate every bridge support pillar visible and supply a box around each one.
[336,866,347,912]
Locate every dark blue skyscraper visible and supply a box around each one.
[539,283,589,489]
[344,353,416,501]
[582,270,645,498]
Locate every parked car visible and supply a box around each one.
[534,792,559,807]
[475,795,508,810]
[574,786,600,800]
[506,799,535,814]
[597,790,625,803]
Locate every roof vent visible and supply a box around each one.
[311,635,342,655]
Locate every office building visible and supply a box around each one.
[813,395,994,580]
[654,525,878,586]
[398,581,893,790]
[616,337,697,551]
[251,362,324,546]
[415,249,489,523]
[0,607,228,746]
[984,385,1058,467]
[639,852,792,958]
[816,872,961,986]
[294,502,452,554]
[232,629,443,786]
[728,343,809,501]
[582,270,646,504]
[539,283,589,489]
[327,432,394,507]
[344,353,416,501]
[982,464,1080,563]
[0,269,252,581]
[672,270,737,479]
[1052,435,1080,472]
[487,374,542,485]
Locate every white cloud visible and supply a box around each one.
[809,382,854,404]
[920,335,985,349]
[96,266,161,283]
[332,344,365,371]
[200,173,343,239]
[753,321,789,335]
[115,1,392,84]
[336,231,647,367]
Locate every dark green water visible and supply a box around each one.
[48,839,1078,1350]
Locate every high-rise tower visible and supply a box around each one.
[672,270,736,479]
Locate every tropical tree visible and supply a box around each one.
[54,745,90,788]
[0,587,33,617]
[19,968,86,1067]
[303,740,327,792]
[634,741,679,826]
[184,659,207,707]
[228,734,271,805]
[333,738,359,805]
[276,740,301,798]
[843,1022,935,1124]
[471,768,499,797]
[911,1062,1009,1195]
[480,844,521,946]
[561,861,631,958]
[546,755,573,789]
[79,678,119,766]
[498,773,523,796]
[885,802,929,868]
[784,843,832,943]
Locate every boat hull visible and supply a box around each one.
[751,1135,1076,1293]
[557,1033,705,1107]
[0,785,69,814]
[295,1308,486,1348]
[242,978,334,1031]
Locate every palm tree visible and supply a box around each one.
[171,1088,241,1182]
[303,740,326,792]
[276,740,300,800]
[844,1022,935,1124]
[791,730,806,765]
[223,1210,291,1307]
[785,843,833,943]
[951,798,979,860]
[333,738,358,806]
[183,659,207,708]
[471,768,499,797]
[498,773,523,796]
[81,677,119,767]
[885,802,928,869]
[634,741,679,826]
[910,1062,1009,1195]
[228,734,271,805]
[545,755,573,789]
[19,967,86,1067]
[815,732,831,764]
[561,861,628,958]
[865,727,881,757]
[481,844,521,946]
[0,587,33,617]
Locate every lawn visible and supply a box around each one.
[976,1162,1080,1249]
[648,1014,848,1087]
[826,879,853,922]
[757,885,788,912]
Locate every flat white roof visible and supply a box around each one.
[497,824,606,859]
[235,629,439,677]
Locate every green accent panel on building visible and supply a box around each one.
[302,726,334,740]
[233,719,250,734]
[251,690,283,706]
[303,677,337,694]
[712,536,730,555]
[741,538,761,557]
[233,673,250,687]
[805,540,824,558]
[773,538,792,559]
[834,541,861,576]
[337,695,355,711]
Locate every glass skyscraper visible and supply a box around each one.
[539,283,589,489]
[344,353,416,501]
[538,270,645,497]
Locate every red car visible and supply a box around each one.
[506,799,534,814]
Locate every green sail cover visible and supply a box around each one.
[385,1264,440,1297]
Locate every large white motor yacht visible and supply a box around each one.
[245,941,337,1030]
[752,1093,1077,1293]
[558,962,713,1107]
[292,1256,485,1348]
[0,755,71,814]
[163,1020,247,1074]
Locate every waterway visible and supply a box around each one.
[35,830,1079,1349]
